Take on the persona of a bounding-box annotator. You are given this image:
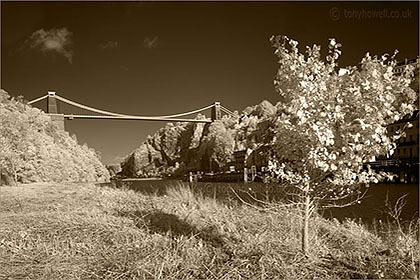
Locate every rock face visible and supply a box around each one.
[121,120,210,178]
[120,101,279,178]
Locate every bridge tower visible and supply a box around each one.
[211,102,221,121]
[47,91,65,130]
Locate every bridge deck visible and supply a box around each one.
[63,114,212,123]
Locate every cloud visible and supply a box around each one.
[143,36,159,49]
[99,41,119,49]
[27,28,73,63]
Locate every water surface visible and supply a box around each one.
[104,179,419,223]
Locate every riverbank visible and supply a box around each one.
[0,182,418,279]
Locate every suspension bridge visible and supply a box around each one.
[28,92,236,130]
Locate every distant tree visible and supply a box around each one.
[231,101,277,152]
[199,121,235,171]
[159,122,186,165]
[269,36,417,254]
[0,93,32,183]
[0,135,22,184]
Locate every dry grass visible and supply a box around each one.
[0,182,418,279]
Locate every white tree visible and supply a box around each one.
[269,35,417,254]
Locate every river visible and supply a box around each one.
[105,179,419,224]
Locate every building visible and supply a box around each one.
[377,110,419,183]
[393,57,419,75]
[226,145,271,173]
[245,145,271,170]
[231,150,247,171]
[394,57,419,104]
[387,111,419,160]
[367,58,419,183]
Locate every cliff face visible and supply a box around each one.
[120,101,278,178]
[121,119,210,178]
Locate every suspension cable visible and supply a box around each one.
[221,105,235,115]
[220,106,236,117]
[27,95,48,105]
[220,107,231,116]
[55,94,215,119]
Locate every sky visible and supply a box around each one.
[1,1,419,165]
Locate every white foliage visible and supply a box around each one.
[269,35,417,200]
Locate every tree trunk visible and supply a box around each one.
[13,170,17,185]
[11,161,17,185]
[302,191,311,255]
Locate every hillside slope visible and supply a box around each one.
[0,89,109,184]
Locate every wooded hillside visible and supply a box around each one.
[0,89,109,185]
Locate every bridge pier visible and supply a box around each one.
[211,102,221,121]
[47,91,65,130]
[49,114,65,130]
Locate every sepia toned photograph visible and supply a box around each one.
[0,1,419,279]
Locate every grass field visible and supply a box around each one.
[0,182,418,279]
